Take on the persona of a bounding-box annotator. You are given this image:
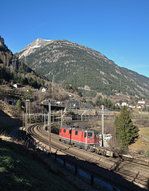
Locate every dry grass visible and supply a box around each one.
[129,113,149,154]
[129,127,149,153]
[140,127,149,137]
[129,137,149,153]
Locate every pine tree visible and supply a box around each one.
[16,99,21,109]
[115,106,138,150]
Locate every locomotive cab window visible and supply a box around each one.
[64,129,66,133]
[75,131,78,135]
[69,130,72,134]
[88,132,93,137]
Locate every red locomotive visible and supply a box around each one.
[59,126,99,150]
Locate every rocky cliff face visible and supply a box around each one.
[0,36,35,74]
[17,38,149,99]
[0,36,5,49]
[0,36,13,65]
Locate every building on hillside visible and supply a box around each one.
[13,84,21,88]
[41,87,47,93]
[137,99,145,105]
[121,102,128,107]
[56,101,61,105]
[128,105,136,109]
[136,105,142,109]
[115,103,120,107]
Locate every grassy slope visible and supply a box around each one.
[0,140,77,191]
[129,127,149,154]
[129,113,149,154]
[0,105,77,191]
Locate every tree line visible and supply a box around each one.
[95,96,120,110]
[0,65,44,89]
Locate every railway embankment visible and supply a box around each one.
[0,136,84,191]
[0,106,81,191]
[26,124,149,191]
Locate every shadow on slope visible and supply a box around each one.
[0,139,77,191]
[0,109,22,135]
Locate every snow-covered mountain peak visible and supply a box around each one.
[18,38,53,58]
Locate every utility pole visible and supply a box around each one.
[25,99,30,129]
[48,102,51,153]
[25,101,27,129]
[61,110,63,127]
[22,111,25,128]
[101,105,104,147]
[44,113,46,127]
[29,100,31,124]
[53,111,54,123]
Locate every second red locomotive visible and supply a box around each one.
[59,126,99,150]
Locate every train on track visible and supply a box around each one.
[59,126,99,150]
[58,126,149,161]
[58,126,117,157]
[58,126,119,157]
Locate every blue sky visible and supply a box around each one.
[1,0,149,77]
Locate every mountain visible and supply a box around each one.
[17,38,149,99]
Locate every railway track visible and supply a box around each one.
[27,124,149,190]
[28,125,118,168]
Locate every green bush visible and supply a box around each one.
[16,100,21,109]
[145,149,149,157]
